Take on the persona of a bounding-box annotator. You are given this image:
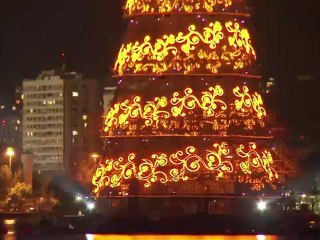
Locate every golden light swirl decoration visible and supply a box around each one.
[103,85,267,136]
[236,142,278,190]
[114,21,256,75]
[124,0,239,15]
[233,86,266,119]
[92,142,278,195]
[171,86,227,117]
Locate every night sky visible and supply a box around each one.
[0,0,320,140]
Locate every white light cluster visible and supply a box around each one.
[75,194,96,211]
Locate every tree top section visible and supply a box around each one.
[124,0,250,17]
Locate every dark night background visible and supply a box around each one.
[0,0,320,141]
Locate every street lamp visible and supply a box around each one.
[6,147,15,169]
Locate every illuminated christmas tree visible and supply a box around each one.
[92,0,279,197]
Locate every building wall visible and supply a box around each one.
[64,75,103,174]
[21,153,33,186]
[22,74,64,171]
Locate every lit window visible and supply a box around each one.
[83,115,88,121]
[21,94,24,100]
[72,131,78,136]
[72,92,79,97]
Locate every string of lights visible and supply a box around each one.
[115,20,256,75]
[124,0,249,16]
[92,142,278,195]
[103,85,266,136]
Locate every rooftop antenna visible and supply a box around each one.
[61,52,66,72]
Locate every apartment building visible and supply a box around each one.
[22,70,102,172]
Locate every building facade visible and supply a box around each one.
[22,70,102,173]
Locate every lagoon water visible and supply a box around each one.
[0,219,312,240]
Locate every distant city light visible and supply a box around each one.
[256,235,266,240]
[257,200,267,212]
[72,91,79,97]
[75,195,83,202]
[86,234,94,240]
[87,202,95,210]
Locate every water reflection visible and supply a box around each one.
[3,219,16,226]
[2,219,16,240]
[2,219,279,240]
[3,233,16,240]
[86,235,277,240]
